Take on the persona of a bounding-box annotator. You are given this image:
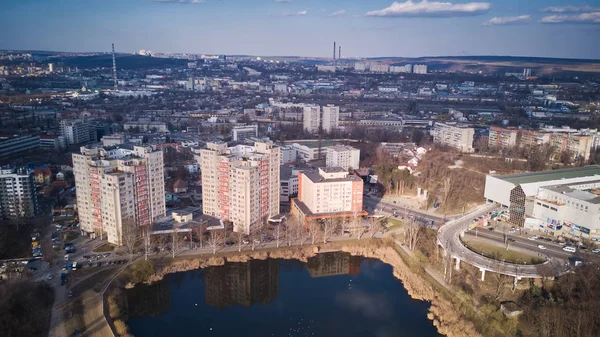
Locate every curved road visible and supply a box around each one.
[437,204,570,279]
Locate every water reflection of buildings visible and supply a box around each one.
[306,252,361,278]
[205,259,279,309]
[127,277,172,319]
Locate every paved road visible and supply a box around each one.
[363,195,445,224]
[437,204,570,279]
[464,230,576,260]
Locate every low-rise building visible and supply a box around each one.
[101,134,126,147]
[326,145,360,171]
[291,167,365,225]
[232,125,258,142]
[123,121,168,133]
[0,134,40,159]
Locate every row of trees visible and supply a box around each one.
[120,214,390,259]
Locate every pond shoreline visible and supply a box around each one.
[107,240,483,337]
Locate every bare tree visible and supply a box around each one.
[442,249,453,283]
[236,231,245,252]
[141,226,151,261]
[405,218,423,251]
[193,221,207,249]
[307,219,321,245]
[322,218,337,244]
[367,217,383,238]
[121,217,140,260]
[171,227,179,258]
[275,221,282,248]
[207,229,223,255]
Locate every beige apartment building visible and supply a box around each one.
[326,145,360,171]
[432,122,475,153]
[72,145,166,245]
[199,141,280,235]
[292,167,365,225]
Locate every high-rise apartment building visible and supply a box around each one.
[303,106,321,133]
[303,105,340,133]
[0,166,38,220]
[326,145,360,171]
[200,141,280,235]
[72,145,166,245]
[413,64,428,74]
[60,120,92,145]
[292,167,364,225]
[432,122,475,153]
[321,105,340,132]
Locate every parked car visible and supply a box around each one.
[592,248,600,254]
[64,254,69,261]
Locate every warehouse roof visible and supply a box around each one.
[497,166,600,185]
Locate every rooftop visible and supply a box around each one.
[496,165,600,185]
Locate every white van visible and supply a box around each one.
[563,246,576,253]
[72,262,78,271]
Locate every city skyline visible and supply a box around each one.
[0,0,599,59]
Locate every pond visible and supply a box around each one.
[126,252,440,337]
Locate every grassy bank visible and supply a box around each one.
[463,239,545,265]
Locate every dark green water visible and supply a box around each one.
[126,252,439,337]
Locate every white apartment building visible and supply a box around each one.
[232,125,258,142]
[72,145,166,245]
[60,120,92,145]
[432,122,475,153]
[303,106,321,133]
[354,62,369,72]
[303,105,340,133]
[413,64,428,74]
[322,105,340,132]
[280,146,298,164]
[530,180,600,241]
[326,145,360,171]
[0,166,38,220]
[292,167,364,224]
[370,63,390,73]
[199,141,280,235]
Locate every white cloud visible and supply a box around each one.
[275,0,292,3]
[540,12,600,24]
[282,10,307,17]
[365,0,490,18]
[329,9,346,17]
[542,6,599,13]
[483,15,531,26]
[155,0,205,3]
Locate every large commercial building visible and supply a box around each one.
[232,125,258,142]
[291,167,365,224]
[60,120,93,145]
[432,122,475,152]
[530,181,600,241]
[326,145,360,171]
[0,134,40,159]
[484,166,600,229]
[199,141,280,235]
[0,166,38,220]
[72,145,166,245]
[303,105,340,133]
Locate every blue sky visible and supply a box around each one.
[0,0,599,59]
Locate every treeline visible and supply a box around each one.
[0,280,55,337]
[519,263,600,337]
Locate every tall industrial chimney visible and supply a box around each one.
[112,43,118,90]
[333,41,336,68]
[338,46,341,61]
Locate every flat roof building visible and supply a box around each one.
[484,166,600,227]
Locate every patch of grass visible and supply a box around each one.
[385,218,403,231]
[92,243,116,253]
[463,240,544,265]
[63,231,79,242]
